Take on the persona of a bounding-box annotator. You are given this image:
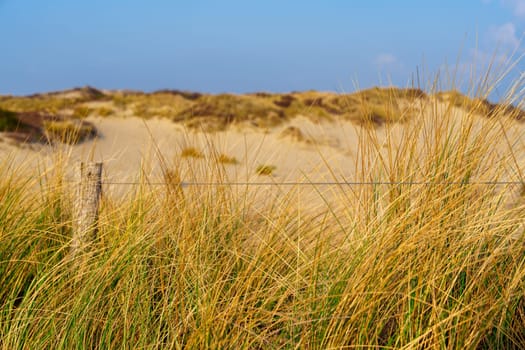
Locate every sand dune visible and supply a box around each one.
[1,88,525,213]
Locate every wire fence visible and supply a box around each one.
[88,180,525,187]
[66,163,525,253]
[42,163,525,187]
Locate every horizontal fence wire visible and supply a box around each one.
[72,181,525,186]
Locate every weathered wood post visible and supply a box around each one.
[71,162,102,260]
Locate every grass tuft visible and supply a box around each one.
[0,108,22,131]
[216,153,239,164]
[71,106,93,119]
[95,106,114,117]
[2,67,525,348]
[43,120,96,144]
[180,146,204,158]
[256,164,276,176]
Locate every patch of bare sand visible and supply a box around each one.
[0,114,360,213]
[1,100,524,217]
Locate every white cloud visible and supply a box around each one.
[483,0,525,17]
[503,0,525,17]
[451,48,509,95]
[488,22,520,50]
[470,47,509,68]
[456,22,519,89]
[374,53,398,68]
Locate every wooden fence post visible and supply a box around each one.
[71,162,102,259]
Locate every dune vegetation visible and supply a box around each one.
[1,76,525,348]
[42,120,96,145]
[0,108,22,132]
[1,84,523,136]
[0,107,96,145]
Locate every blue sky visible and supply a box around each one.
[0,0,524,97]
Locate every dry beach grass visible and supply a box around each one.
[1,74,525,347]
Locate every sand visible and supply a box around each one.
[1,98,524,214]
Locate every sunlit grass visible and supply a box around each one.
[180,146,204,158]
[43,120,96,144]
[1,70,525,348]
[216,153,239,165]
[256,164,277,176]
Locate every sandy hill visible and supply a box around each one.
[1,86,525,208]
[4,85,525,348]
[1,86,524,137]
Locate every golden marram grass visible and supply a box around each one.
[1,68,525,348]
